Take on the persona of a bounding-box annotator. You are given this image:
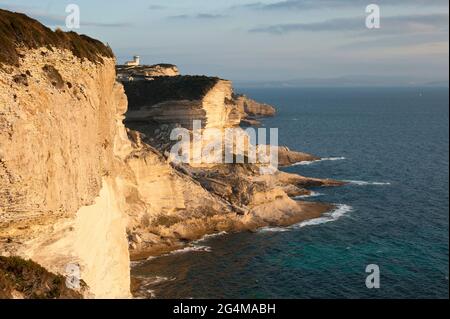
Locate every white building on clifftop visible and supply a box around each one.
[125,55,140,66]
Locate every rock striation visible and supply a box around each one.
[0,9,131,298]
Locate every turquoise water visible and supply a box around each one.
[132,87,449,299]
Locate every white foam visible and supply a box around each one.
[136,275,176,285]
[143,232,227,262]
[144,244,212,261]
[193,231,228,244]
[292,204,353,229]
[131,260,144,267]
[293,191,324,199]
[169,245,212,255]
[133,276,177,299]
[344,180,391,186]
[259,204,353,233]
[258,226,290,233]
[291,157,346,166]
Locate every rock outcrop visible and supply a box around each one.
[234,93,275,115]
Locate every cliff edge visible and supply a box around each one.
[0,9,130,298]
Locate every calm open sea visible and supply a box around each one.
[132,87,449,299]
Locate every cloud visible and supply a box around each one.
[250,13,449,34]
[0,4,132,28]
[235,0,449,11]
[339,32,449,50]
[167,13,227,20]
[148,5,167,10]
[84,22,133,28]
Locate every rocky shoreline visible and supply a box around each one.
[0,9,344,298]
[118,67,345,263]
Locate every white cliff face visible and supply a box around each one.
[0,47,132,298]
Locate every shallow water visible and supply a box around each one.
[132,87,449,299]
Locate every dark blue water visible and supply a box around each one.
[132,87,449,299]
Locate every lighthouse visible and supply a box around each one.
[125,55,140,66]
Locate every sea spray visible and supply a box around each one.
[291,157,346,166]
[259,204,353,233]
[344,180,391,186]
[292,204,353,229]
[293,191,324,199]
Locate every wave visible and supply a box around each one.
[291,157,346,166]
[259,226,290,233]
[291,204,353,229]
[133,276,176,299]
[144,232,229,262]
[344,180,391,186]
[144,244,212,261]
[293,191,324,199]
[258,204,353,233]
[168,245,212,255]
[193,231,228,244]
[135,275,176,285]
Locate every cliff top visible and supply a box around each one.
[0,9,114,67]
[123,75,222,108]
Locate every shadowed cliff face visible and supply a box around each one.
[124,76,220,108]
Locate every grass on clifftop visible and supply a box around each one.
[0,256,82,299]
[123,75,221,109]
[0,9,114,67]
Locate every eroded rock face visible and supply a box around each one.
[120,68,345,263]
[0,10,131,298]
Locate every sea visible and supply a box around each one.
[132,87,449,299]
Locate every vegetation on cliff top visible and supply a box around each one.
[0,9,114,67]
[123,75,221,109]
[0,256,82,299]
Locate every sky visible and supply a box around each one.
[0,0,448,85]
